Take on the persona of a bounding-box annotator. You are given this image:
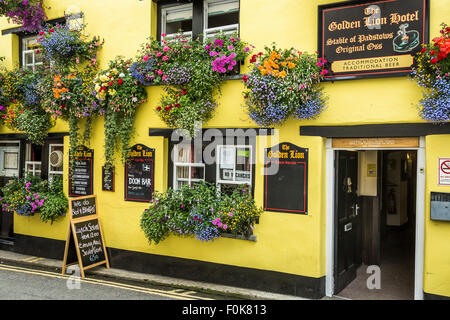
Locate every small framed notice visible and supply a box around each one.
[102,166,115,192]
[438,158,450,186]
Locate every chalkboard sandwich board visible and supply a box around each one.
[125,144,155,203]
[264,142,308,214]
[69,145,94,197]
[62,195,109,278]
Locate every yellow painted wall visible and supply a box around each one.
[424,135,450,297]
[1,0,450,297]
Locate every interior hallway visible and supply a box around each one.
[337,222,415,300]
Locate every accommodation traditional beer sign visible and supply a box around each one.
[318,0,429,80]
[264,142,308,214]
[125,144,155,202]
[69,145,94,197]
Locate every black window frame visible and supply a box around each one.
[167,129,256,197]
[1,16,67,68]
[156,0,240,42]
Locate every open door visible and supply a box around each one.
[0,142,21,242]
[334,151,361,294]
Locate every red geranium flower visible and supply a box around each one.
[430,57,438,64]
[437,51,447,60]
[117,79,123,85]
[242,75,248,82]
[108,82,113,86]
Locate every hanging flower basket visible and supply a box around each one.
[132,32,252,136]
[37,24,102,70]
[411,23,450,122]
[0,0,46,32]
[243,45,328,127]
[93,57,147,167]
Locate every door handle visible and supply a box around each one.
[350,204,360,217]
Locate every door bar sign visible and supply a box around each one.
[438,158,450,186]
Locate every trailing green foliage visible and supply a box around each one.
[0,175,67,223]
[140,182,262,245]
[132,32,251,136]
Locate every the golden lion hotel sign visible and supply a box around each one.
[318,0,429,80]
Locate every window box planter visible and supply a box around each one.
[220,233,257,242]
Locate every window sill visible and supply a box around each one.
[220,233,257,242]
[222,74,244,81]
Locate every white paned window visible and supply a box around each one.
[24,143,41,177]
[216,145,252,192]
[0,142,20,178]
[161,3,193,42]
[22,35,43,71]
[204,0,239,40]
[173,143,205,190]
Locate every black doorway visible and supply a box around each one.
[335,150,416,300]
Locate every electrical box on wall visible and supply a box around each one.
[430,192,450,221]
[358,150,378,196]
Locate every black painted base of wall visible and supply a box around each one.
[8,233,325,299]
[11,234,66,259]
[109,247,325,299]
[424,292,450,300]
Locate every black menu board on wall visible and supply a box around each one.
[125,144,155,202]
[318,0,429,80]
[102,166,115,192]
[69,145,94,197]
[264,142,308,214]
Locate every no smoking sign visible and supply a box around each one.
[438,158,450,185]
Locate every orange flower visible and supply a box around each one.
[288,62,296,69]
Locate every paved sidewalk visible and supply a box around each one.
[0,250,308,300]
